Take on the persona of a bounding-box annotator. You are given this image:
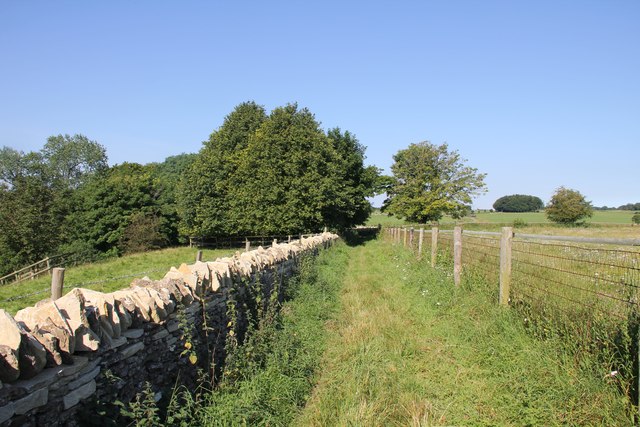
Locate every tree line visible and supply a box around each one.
[0,102,379,276]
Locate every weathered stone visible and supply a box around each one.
[29,328,62,367]
[13,387,48,414]
[107,336,127,349]
[0,310,22,354]
[18,329,47,379]
[68,366,100,390]
[166,320,180,333]
[120,342,144,359]
[122,329,144,339]
[0,344,20,383]
[0,402,15,424]
[152,329,169,341]
[177,264,202,295]
[78,289,121,338]
[12,365,60,393]
[63,379,95,410]
[59,356,88,377]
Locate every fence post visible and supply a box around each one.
[409,227,414,250]
[288,235,291,243]
[51,268,65,300]
[453,227,462,286]
[196,250,203,262]
[418,228,424,258]
[499,227,513,306]
[245,239,250,252]
[273,238,278,247]
[403,228,408,247]
[45,257,51,275]
[431,227,438,268]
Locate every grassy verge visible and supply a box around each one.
[297,239,632,425]
[145,242,348,426]
[0,246,234,314]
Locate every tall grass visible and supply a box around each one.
[298,238,632,425]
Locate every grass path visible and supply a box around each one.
[296,239,631,426]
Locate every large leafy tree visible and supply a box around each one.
[545,187,593,225]
[178,101,267,237]
[69,163,164,257]
[382,141,487,222]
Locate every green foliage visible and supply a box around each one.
[619,202,640,211]
[0,176,62,275]
[118,212,168,255]
[41,134,108,190]
[493,194,544,212]
[178,101,267,237]
[545,186,593,225]
[180,102,377,237]
[382,141,486,223]
[632,212,640,225]
[68,163,166,257]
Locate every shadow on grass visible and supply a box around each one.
[341,227,380,246]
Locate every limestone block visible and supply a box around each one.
[0,402,14,424]
[68,366,100,390]
[164,269,197,303]
[29,327,62,367]
[120,342,144,359]
[122,329,144,339]
[77,289,121,339]
[63,379,96,410]
[0,344,20,383]
[207,261,232,288]
[18,332,47,379]
[177,263,203,295]
[13,387,48,415]
[59,356,88,377]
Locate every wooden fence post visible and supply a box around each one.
[418,228,424,258]
[245,239,250,252]
[51,268,65,300]
[273,238,278,247]
[409,227,414,250]
[431,227,438,268]
[288,235,292,243]
[403,228,408,247]
[454,227,462,286]
[499,227,513,306]
[196,250,203,262]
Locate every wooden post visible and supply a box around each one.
[453,226,462,286]
[403,228,408,247]
[323,226,328,233]
[288,235,291,243]
[196,250,203,262]
[418,228,424,258]
[51,268,65,300]
[431,227,438,268]
[409,227,414,249]
[45,257,51,275]
[499,227,513,306]
[273,238,278,247]
[245,239,250,252]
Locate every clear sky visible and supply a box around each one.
[1,1,638,209]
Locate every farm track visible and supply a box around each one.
[295,238,632,426]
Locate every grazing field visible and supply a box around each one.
[0,246,234,314]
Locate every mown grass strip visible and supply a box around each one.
[297,238,632,426]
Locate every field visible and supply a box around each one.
[0,246,235,314]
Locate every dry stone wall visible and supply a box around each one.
[0,233,338,426]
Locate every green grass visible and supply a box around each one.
[459,210,636,225]
[0,246,234,314]
[296,238,633,425]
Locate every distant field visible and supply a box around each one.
[463,210,635,225]
[0,246,235,314]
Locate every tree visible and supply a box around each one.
[545,187,593,225]
[69,163,164,257]
[632,212,640,225]
[178,101,267,237]
[382,141,487,222]
[41,134,108,190]
[0,176,61,275]
[493,194,544,212]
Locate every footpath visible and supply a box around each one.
[295,239,630,426]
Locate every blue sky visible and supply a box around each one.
[1,1,638,209]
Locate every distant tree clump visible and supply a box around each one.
[382,141,486,222]
[632,212,640,225]
[619,202,640,211]
[545,187,593,225]
[493,194,544,212]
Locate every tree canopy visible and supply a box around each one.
[179,102,377,236]
[545,187,593,225]
[382,142,486,222]
[493,194,544,212]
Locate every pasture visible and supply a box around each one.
[0,246,234,314]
